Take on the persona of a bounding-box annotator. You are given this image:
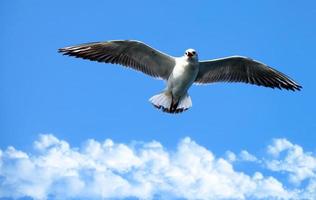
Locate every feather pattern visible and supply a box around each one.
[58,40,176,80]
[195,56,302,91]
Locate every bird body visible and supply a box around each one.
[170,56,199,98]
[150,55,199,113]
[59,40,302,114]
[169,57,199,102]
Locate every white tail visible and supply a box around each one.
[149,92,192,114]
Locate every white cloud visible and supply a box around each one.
[239,150,258,162]
[267,138,293,157]
[225,150,258,163]
[0,135,315,199]
[266,138,316,184]
[225,150,237,162]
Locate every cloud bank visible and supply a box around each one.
[0,135,315,200]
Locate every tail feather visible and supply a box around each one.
[149,93,172,109]
[149,92,192,114]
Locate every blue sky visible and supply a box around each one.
[1,1,316,199]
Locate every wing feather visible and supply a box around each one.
[59,40,175,79]
[195,56,302,91]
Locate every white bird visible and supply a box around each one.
[59,40,302,114]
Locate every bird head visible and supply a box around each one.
[185,49,198,60]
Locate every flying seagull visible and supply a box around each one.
[59,40,302,114]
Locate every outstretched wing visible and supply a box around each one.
[59,40,176,80]
[195,56,301,91]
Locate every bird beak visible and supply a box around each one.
[187,52,193,57]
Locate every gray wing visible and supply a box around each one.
[195,56,302,91]
[59,40,176,80]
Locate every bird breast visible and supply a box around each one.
[167,58,199,96]
[172,59,198,79]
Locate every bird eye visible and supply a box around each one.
[192,51,196,55]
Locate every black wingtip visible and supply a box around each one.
[58,47,69,54]
[283,85,302,92]
[57,48,67,55]
[291,83,303,92]
[296,85,303,91]
[58,47,77,57]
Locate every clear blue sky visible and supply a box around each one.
[1,1,316,199]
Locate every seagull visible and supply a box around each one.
[59,40,302,114]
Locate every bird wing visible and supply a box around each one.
[59,40,176,80]
[195,56,301,91]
